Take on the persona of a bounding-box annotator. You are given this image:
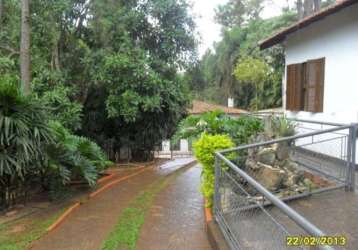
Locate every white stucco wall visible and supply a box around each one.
[283,4,358,124]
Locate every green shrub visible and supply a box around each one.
[44,121,112,189]
[222,115,264,145]
[271,115,296,137]
[172,110,226,143]
[0,82,112,206]
[174,112,263,208]
[173,111,263,145]
[193,134,234,207]
[34,82,83,132]
[0,82,53,208]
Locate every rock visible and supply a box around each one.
[277,190,294,199]
[250,133,272,144]
[276,159,288,168]
[294,170,305,182]
[264,116,274,137]
[251,196,265,203]
[295,186,308,193]
[284,174,300,187]
[256,163,286,191]
[257,148,276,166]
[245,158,261,170]
[283,160,299,172]
[276,143,290,160]
[248,147,257,157]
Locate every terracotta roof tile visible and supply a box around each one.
[188,100,248,115]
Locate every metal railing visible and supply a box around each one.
[214,121,358,250]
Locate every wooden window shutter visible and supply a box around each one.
[286,64,304,111]
[304,58,325,112]
[286,65,295,110]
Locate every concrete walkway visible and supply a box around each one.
[137,165,211,250]
[29,158,210,250]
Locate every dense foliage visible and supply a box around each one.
[0,83,53,202]
[0,82,111,207]
[45,121,112,188]
[34,84,83,131]
[185,9,296,110]
[193,134,234,207]
[234,56,271,110]
[0,0,197,161]
[173,111,263,145]
[174,111,263,207]
[186,0,335,111]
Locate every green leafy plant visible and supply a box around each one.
[173,111,263,145]
[193,134,235,207]
[234,56,271,111]
[44,121,112,189]
[174,113,263,208]
[0,82,53,208]
[222,115,264,145]
[270,116,296,137]
[172,110,225,143]
[43,86,83,131]
[32,78,83,131]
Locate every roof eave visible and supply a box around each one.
[259,0,358,50]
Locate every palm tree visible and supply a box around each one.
[0,83,52,208]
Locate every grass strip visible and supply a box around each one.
[0,208,66,250]
[101,169,183,250]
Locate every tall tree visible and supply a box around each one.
[215,0,265,28]
[1,0,197,161]
[297,0,325,19]
[20,0,31,94]
[303,0,314,16]
[297,0,304,19]
[188,4,298,110]
[314,0,322,11]
[0,0,3,22]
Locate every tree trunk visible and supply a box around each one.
[20,0,31,95]
[51,41,60,71]
[314,0,321,12]
[297,0,304,19]
[303,0,314,17]
[0,0,3,22]
[298,0,322,19]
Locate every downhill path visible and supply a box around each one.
[30,158,198,250]
[137,164,211,250]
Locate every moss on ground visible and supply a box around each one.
[0,208,65,250]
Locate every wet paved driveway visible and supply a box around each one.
[29,159,211,250]
[137,165,211,250]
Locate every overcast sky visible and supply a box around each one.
[192,0,295,56]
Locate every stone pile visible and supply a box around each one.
[245,141,316,197]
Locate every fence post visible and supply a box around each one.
[346,125,357,191]
[350,124,357,190]
[214,154,220,217]
[345,126,353,191]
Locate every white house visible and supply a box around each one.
[260,0,358,124]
